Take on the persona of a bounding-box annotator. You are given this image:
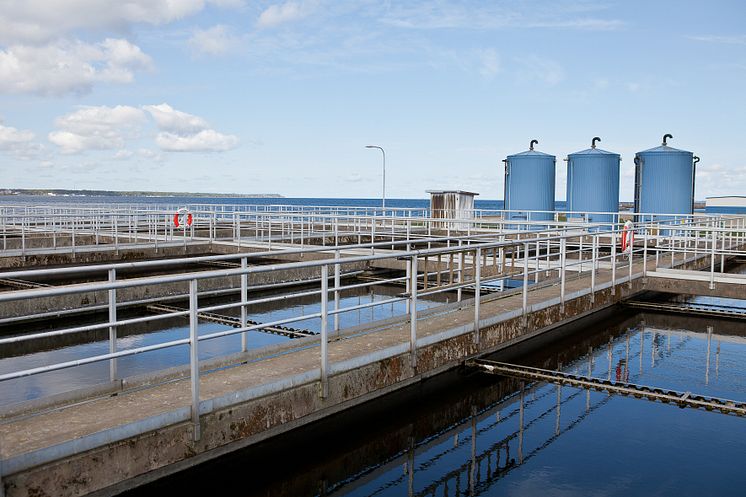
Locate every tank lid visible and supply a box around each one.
[508,149,555,159]
[637,144,692,154]
[508,139,555,159]
[568,147,620,157]
[638,133,691,154]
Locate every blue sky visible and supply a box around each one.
[0,0,744,200]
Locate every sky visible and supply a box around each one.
[0,0,744,201]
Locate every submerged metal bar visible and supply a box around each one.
[471,359,746,416]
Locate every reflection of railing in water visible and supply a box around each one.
[331,326,718,497]
[338,379,607,497]
[474,360,746,416]
[326,372,596,497]
[409,383,599,497]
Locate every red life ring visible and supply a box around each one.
[621,220,634,253]
[173,208,193,228]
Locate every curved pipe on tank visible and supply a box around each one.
[592,136,601,149]
[502,158,510,211]
[691,156,700,214]
[662,133,673,146]
[633,155,642,215]
[529,139,538,151]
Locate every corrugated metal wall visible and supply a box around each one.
[566,148,620,229]
[430,192,475,230]
[634,145,694,217]
[504,151,556,222]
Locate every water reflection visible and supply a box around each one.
[126,309,746,497]
[0,283,450,406]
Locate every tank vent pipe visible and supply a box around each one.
[591,137,601,149]
[662,133,673,146]
[529,139,538,151]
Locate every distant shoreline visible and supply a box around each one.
[0,189,283,198]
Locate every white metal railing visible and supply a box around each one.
[0,202,732,258]
[0,211,743,478]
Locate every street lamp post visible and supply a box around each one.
[365,145,385,213]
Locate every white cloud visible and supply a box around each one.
[144,103,239,152]
[593,78,609,90]
[517,55,564,86]
[155,129,238,152]
[689,34,746,45]
[0,38,152,96]
[143,103,209,134]
[0,120,44,160]
[696,162,746,197]
[0,122,35,150]
[526,18,624,30]
[258,1,315,28]
[478,48,500,78]
[113,149,134,160]
[0,0,240,45]
[46,103,238,155]
[137,148,163,160]
[379,3,623,31]
[188,25,238,56]
[49,105,146,153]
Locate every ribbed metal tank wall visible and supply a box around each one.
[634,134,695,220]
[566,137,620,230]
[504,139,556,223]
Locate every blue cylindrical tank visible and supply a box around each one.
[634,134,695,221]
[566,137,620,230]
[504,139,556,223]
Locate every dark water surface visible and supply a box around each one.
[123,306,746,497]
[0,284,451,407]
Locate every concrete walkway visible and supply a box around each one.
[0,247,737,497]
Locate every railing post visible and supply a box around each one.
[457,240,464,302]
[590,234,596,303]
[534,238,540,283]
[320,265,329,398]
[720,222,725,272]
[611,230,617,294]
[643,226,648,277]
[410,254,418,368]
[474,247,481,345]
[189,278,201,441]
[267,216,270,250]
[405,244,411,314]
[522,242,529,316]
[560,237,566,311]
[628,229,634,288]
[710,228,717,289]
[334,250,341,333]
[241,257,248,352]
[108,268,118,382]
